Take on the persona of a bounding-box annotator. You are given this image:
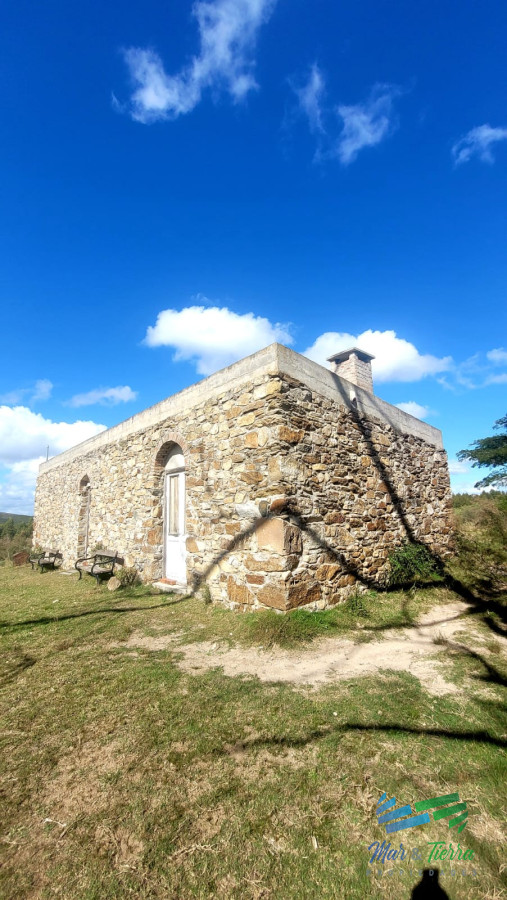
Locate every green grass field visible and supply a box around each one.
[1,499,506,899]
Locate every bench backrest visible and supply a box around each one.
[94,551,124,565]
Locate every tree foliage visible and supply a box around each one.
[457,413,507,488]
[0,517,33,562]
[0,518,32,540]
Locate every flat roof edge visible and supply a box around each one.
[276,345,443,448]
[279,345,443,449]
[39,342,443,475]
[39,343,281,473]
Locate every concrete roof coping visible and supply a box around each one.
[327,347,376,363]
[39,342,443,474]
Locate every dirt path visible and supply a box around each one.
[114,600,505,696]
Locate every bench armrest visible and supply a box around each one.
[75,553,123,577]
[75,555,95,569]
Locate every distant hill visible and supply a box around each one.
[0,512,33,524]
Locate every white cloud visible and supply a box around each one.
[0,459,45,515]
[450,479,482,496]
[436,350,507,390]
[67,386,138,408]
[0,389,26,405]
[122,0,276,123]
[31,379,53,402]
[395,401,431,420]
[0,406,106,514]
[0,406,106,467]
[487,347,507,365]
[448,459,470,475]
[334,84,401,165]
[447,458,484,494]
[484,373,507,385]
[303,329,452,383]
[0,379,53,406]
[144,302,292,374]
[292,75,402,166]
[291,64,325,135]
[452,124,507,166]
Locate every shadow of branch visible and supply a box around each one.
[211,720,506,758]
[0,598,185,632]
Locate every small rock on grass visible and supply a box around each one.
[108,577,121,592]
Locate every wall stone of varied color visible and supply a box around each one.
[34,364,453,611]
[256,375,453,611]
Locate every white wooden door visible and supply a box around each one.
[164,448,186,583]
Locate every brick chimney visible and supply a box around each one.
[327,347,375,393]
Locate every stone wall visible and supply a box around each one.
[34,345,453,611]
[253,374,453,610]
[34,369,284,594]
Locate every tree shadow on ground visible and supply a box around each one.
[435,637,507,689]
[0,597,186,632]
[0,649,37,686]
[210,719,507,756]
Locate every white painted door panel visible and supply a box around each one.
[164,469,186,583]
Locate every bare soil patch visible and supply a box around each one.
[116,601,495,696]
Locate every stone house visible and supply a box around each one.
[33,343,452,611]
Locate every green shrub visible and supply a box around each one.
[387,542,442,587]
[451,493,507,587]
[115,566,139,587]
[201,584,212,604]
[347,590,369,617]
[0,521,34,563]
[456,495,507,535]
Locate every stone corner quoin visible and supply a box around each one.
[33,342,453,611]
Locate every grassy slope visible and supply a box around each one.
[0,499,506,900]
[0,512,33,525]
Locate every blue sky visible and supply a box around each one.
[1,0,506,513]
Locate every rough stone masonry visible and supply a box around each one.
[33,343,453,611]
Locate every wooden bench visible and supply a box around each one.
[29,549,63,572]
[75,550,124,585]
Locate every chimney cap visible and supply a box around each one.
[326,346,375,364]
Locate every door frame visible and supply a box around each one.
[163,448,186,583]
